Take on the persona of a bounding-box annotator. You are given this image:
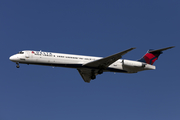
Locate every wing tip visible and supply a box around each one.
[132,47,136,49]
[169,46,175,49]
[128,47,136,51]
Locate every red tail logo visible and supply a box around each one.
[143,53,160,65]
[138,50,162,65]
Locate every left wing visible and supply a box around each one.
[83,47,135,69]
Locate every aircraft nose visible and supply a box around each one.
[9,55,18,61]
[9,55,14,61]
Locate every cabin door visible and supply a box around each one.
[25,51,30,58]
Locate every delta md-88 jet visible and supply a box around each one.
[9,46,174,83]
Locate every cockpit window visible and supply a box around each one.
[18,51,24,54]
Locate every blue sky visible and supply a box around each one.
[1,0,180,120]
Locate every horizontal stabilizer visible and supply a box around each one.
[149,46,175,53]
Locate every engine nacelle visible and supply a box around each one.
[122,60,145,68]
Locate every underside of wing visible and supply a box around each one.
[83,47,135,69]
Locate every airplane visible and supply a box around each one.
[9,46,174,83]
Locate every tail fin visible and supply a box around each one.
[138,46,175,65]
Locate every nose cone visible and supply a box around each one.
[9,55,18,62]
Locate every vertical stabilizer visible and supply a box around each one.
[138,46,174,65]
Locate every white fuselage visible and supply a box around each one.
[9,50,155,73]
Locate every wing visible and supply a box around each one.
[77,68,98,83]
[83,47,135,69]
[78,47,135,83]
